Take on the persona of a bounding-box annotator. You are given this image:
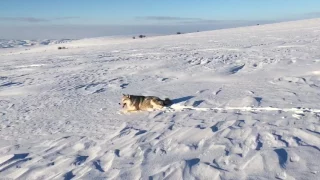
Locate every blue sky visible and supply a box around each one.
[0,0,320,39]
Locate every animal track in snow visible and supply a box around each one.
[167,103,320,114]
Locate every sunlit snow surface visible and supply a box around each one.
[0,19,320,179]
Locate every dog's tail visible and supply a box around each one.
[163,98,172,106]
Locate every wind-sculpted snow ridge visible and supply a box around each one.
[0,18,320,179]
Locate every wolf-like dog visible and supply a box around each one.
[121,94,172,112]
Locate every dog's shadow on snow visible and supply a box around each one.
[171,96,195,104]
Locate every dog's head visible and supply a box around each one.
[120,94,131,108]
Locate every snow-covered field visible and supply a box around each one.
[1,18,320,179]
[0,39,73,49]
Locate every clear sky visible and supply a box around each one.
[1,0,319,39]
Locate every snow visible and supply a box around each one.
[0,39,74,49]
[1,18,320,179]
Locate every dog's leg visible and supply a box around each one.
[155,105,164,110]
[151,101,164,110]
[120,109,129,114]
[122,106,139,113]
[127,109,139,112]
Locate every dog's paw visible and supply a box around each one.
[118,109,128,114]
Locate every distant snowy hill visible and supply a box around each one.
[0,18,320,179]
[0,39,73,48]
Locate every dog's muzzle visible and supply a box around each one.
[119,103,126,108]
